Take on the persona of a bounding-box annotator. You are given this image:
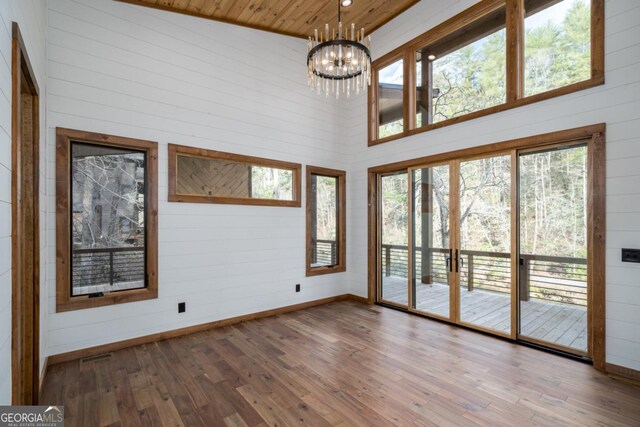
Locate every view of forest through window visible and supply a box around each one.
[378,0,592,137]
[71,142,146,296]
[525,0,591,96]
[310,174,339,267]
[380,145,588,306]
[251,166,294,201]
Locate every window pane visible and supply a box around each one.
[519,145,588,352]
[416,6,506,125]
[310,174,339,268]
[459,155,512,334]
[176,155,294,201]
[251,166,294,201]
[380,173,409,305]
[525,0,591,97]
[71,142,146,296]
[378,59,404,138]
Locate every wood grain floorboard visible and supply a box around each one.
[40,301,640,426]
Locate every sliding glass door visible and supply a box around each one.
[518,144,589,354]
[410,164,452,319]
[375,136,596,359]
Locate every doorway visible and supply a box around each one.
[368,125,605,368]
[12,22,40,405]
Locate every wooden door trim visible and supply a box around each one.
[11,22,40,405]
[367,123,606,371]
[588,131,606,371]
[510,151,518,339]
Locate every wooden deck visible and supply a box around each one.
[382,276,587,352]
[40,301,640,426]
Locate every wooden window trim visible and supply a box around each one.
[367,123,606,370]
[168,144,302,207]
[368,0,605,146]
[306,166,347,277]
[55,128,159,312]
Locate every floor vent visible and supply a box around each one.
[80,353,113,364]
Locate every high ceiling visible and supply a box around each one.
[116,0,420,39]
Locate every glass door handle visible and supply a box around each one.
[455,249,460,273]
[446,249,453,272]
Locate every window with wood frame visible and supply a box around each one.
[56,128,158,312]
[369,0,604,145]
[306,166,346,276]
[168,144,302,207]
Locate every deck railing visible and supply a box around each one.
[312,239,337,266]
[72,247,145,289]
[381,244,587,306]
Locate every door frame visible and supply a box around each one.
[11,22,41,405]
[367,124,606,370]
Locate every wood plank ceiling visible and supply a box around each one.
[116,0,420,39]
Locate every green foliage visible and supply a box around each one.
[428,0,591,120]
[432,29,507,123]
[525,0,591,96]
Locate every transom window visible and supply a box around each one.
[169,144,302,207]
[369,0,603,145]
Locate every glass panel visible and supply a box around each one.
[310,174,339,268]
[416,6,506,126]
[251,166,294,201]
[459,155,511,333]
[176,155,293,201]
[380,173,408,306]
[412,165,451,318]
[518,145,588,353]
[378,59,404,138]
[71,142,146,296]
[525,0,591,97]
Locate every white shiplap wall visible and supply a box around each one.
[44,0,349,356]
[346,0,640,371]
[0,0,46,406]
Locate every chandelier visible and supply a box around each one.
[307,0,372,98]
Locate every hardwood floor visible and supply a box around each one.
[40,301,640,426]
[382,276,588,351]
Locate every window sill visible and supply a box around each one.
[306,266,347,277]
[56,287,158,312]
[369,77,604,147]
[168,193,301,207]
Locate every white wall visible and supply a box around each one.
[346,0,640,371]
[0,0,46,406]
[44,0,349,356]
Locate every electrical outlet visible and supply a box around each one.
[178,302,186,313]
[295,284,301,293]
[622,248,640,263]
